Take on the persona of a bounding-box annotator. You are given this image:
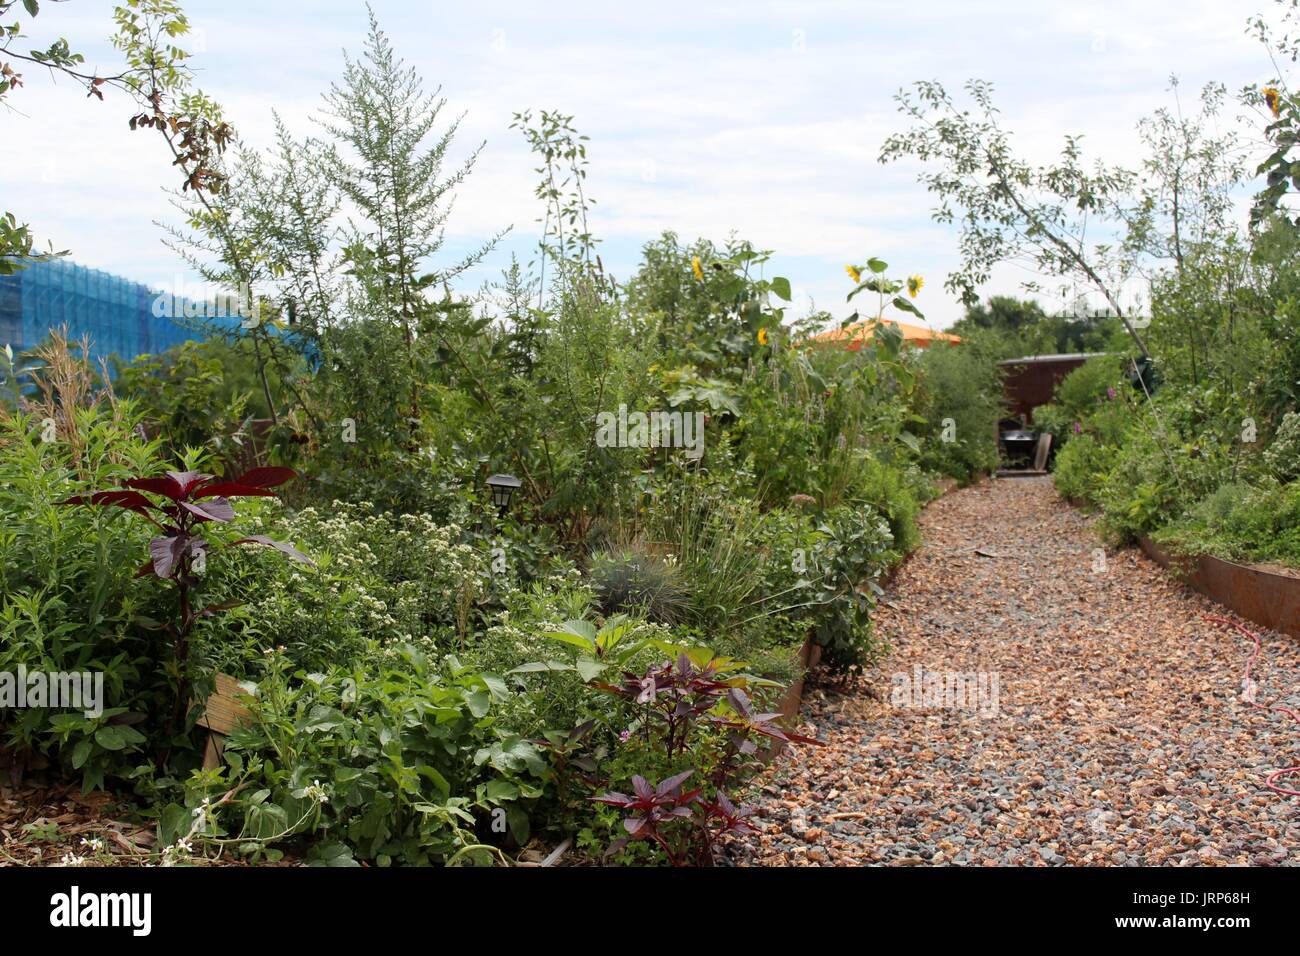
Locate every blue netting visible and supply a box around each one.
[0,258,248,372]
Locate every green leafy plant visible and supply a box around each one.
[172,646,531,865]
[1154,479,1300,567]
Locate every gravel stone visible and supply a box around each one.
[728,477,1300,867]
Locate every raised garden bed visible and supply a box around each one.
[1138,537,1300,639]
[774,638,822,721]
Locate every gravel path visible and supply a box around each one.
[736,477,1300,866]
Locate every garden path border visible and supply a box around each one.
[1137,536,1300,640]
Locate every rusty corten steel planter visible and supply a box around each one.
[1139,537,1300,639]
[776,638,821,719]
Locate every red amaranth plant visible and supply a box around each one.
[592,771,762,866]
[592,770,701,863]
[590,655,823,865]
[61,467,311,744]
[709,687,822,755]
[596,653,736,755]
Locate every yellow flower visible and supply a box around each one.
[846,264,861,284]
[907,274,924,298]
[757,328,769,346]
[691,256,704,282]
[1264,86,1282,117]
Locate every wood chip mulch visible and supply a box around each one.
[0,779,158,866]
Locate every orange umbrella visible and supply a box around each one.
[810,318,961,350]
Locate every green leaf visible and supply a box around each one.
[894,295,925,317]
[507,807,531,845]
[465,688,490,718]
[542,621,597,652]
[770,276,792,301]
[70,739,92,770]
[309,842,359,867]
[93,725,128,751]
[484,779,518,802]
[299,704,345,733]
[575,658,605,682]
[867,257,888,273]
[157,803,190,847]
[507,661,574,674]
[416,765,451,798]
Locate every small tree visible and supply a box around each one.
[165,6,505,472]
[0,0,232,271]
[319,5,502,446]
[1122,77,1246,272]
[879,79,1147,356]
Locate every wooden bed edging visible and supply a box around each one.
[1138,536,1300,639]
[761,636,822,762]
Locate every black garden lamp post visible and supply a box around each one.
[485,473,521,517]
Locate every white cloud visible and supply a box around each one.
[0,0,1276,329]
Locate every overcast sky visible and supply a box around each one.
[0,0,1281,329]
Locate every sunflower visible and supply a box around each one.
[691,256,705,282]
[907,274,924,298]
[1264,86,1282,118]
[846,264,861,284]
[757,327,769,346]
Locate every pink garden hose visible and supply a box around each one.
[1205,614,1300,797]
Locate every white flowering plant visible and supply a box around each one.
[197,500,498,673]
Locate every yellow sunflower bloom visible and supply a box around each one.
[846,264,861,284]
[691,256,705,282]
[907,274,924,298]
[757,327,769,346]
[1264,86,1282,118]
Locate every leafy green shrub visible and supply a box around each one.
[112,337,268,474]
[1262,411,1300,482]
[730,315,922,511]
[915,341,1003,482]
[0,405,167,790]
[1154,480,1300,567]
[721,502,897,672]
[798,504,895,669]
[200,501,492,674]
[1051,434,1108,505]
[851,454,922,557]
[1095,396,1236,543]
[174,646,535,866]
[1035,355,1128,451]
[485,608,673,743]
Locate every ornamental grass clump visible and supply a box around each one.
[589,546,689,625]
